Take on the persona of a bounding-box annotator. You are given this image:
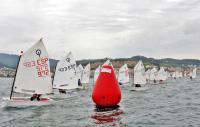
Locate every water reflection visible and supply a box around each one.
[91,105,127,126]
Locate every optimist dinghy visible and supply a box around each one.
[80,63,91,89]
[52,52,79,98]
[118,64,130,85]
[190,68,197,79]
[131,60,148,91]
[3,39,53,107]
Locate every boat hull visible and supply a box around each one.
[2,97,53,107]
[50,89,79,99]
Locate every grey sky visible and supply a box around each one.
[0,0,200,60]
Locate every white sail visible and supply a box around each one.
[118,64,129,83]
[77,64,83,81]
[94,66,100,83]
[150,67,157,81]
[134,60,146,84]
[13,39,52,95]
[179,72,183,78]
[145,69,151,80]
[175,71,180,78]
[81,63,91,84]
[167,71,171,78]
[53,52,78,90]
[192,68,197,78]
[184,71,187,77]
[157,67,167,81]
[172,72,176,78]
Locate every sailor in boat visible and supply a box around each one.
[30,94,41,101]
[135,84,141,87]
[59,89,66,94]
[78,79,82,86]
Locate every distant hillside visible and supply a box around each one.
[131,56,200,67]
[78,55,200,69]
[0,53,199,71]
[0,53,19,68]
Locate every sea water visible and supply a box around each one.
[0,76,200,127]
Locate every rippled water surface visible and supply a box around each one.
[1,76,200,127]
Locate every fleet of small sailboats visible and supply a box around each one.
[1,38,198,107]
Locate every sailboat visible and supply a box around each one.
[150,67,158,84]
[118,64,129,85]
[80,63,91,89]
[94,66,100,83]
[145,69,151,84]
[4,39,53,107]
[192,68,197,79]
[157,67,167,84]
[190,68,196,79]
[52,52,78,96]
[77,64,84,82]
[131,60,148,91]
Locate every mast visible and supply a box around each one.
[10,53,22,99]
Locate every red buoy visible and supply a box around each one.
[92,65,121,107]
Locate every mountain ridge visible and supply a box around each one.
[0,53,199,70]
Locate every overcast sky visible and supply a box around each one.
[0,0,200,60]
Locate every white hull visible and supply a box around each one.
[130,87,149,91]
[2,97,53,107]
